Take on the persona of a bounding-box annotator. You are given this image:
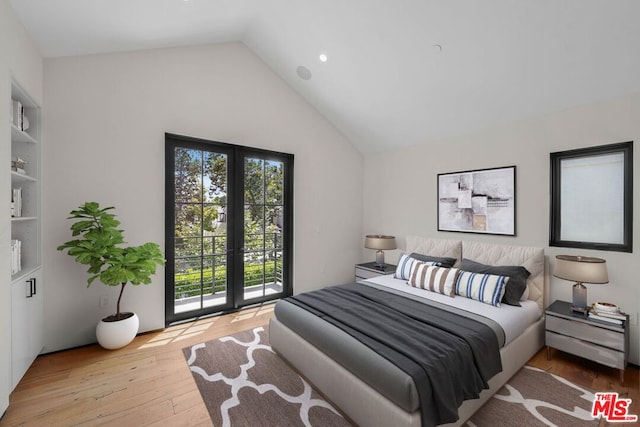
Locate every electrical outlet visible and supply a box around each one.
[99,295,109,308]
[629,312,638,326]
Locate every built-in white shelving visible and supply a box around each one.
[9,78,44,390]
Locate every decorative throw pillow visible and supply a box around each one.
[460,259,531,306]
[395,254,440,280]
[409,252,457,268]
[455,271,508,306]
[408,265,458,297]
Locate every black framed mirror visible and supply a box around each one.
[550,141,633,253]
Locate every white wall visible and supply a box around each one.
[363,93,640,364]
[43,43,363,352]
[0,0,43,412]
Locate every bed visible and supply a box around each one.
[269,237,547,426]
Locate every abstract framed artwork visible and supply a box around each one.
[438,166,516,235]
[550,141,633,253]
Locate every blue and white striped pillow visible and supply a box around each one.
[395,254,440,280]
[455,271,508,306]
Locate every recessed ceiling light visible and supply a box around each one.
[319,54,328,63]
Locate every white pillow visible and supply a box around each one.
[408,265,458,297]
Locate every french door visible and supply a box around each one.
[165,133,293,324]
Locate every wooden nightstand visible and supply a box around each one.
[355,262,396,283]
[545,300,629,385]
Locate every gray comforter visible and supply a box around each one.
[284,283,502,427]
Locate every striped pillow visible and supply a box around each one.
[408,265,459,297]
[394,254,440,280]
[455,271,508,306]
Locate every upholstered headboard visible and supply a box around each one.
[405,236,462,266]
[406,236,547,311]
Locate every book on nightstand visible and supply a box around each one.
[588,307,625,325]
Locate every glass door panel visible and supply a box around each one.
[242,158,285,302]
[171,146,230,318]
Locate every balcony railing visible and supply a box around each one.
[174,232,283,300]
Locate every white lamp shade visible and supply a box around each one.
[364,235,396,250]
[554,255,608,284]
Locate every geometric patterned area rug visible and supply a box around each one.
[182,326,351,426]
[466,366,599,427]
[184,327,600,427]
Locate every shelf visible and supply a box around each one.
[10,80,38,109]
[11,171,37,182]
[11,124,37,144]
[11,217,37,222]
[8,77,43,398]
[11,265,40,285]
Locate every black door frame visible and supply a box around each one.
[165,133,293,325]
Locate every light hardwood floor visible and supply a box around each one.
[2,304,276,426]
[528,347,639,425]
[2,304,638,426]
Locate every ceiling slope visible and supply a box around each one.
[9,0,640,153]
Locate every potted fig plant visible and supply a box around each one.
[57,202,165,350]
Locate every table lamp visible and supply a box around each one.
[364,235,396,268]
[553,255,608,313]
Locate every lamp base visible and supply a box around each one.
[375,250,385,268]
[571,282,588,314]
[571,305,589,315]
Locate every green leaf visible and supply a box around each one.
[59,202,165,305]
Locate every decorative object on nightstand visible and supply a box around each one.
[545,300,629,385]
[364,235,396,267]
[355,262,396,283]
[589,302,625,325]
[553,255,608,314]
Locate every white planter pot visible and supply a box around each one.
[96,312,139,350]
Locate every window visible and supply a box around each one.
[550,141,633,252]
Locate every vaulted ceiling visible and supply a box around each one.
[9,0,640,153]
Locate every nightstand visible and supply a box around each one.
[355,262,396,283]
[545,300,629,385]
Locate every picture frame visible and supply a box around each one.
[437,166,516,236]
[550,141,633,253]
